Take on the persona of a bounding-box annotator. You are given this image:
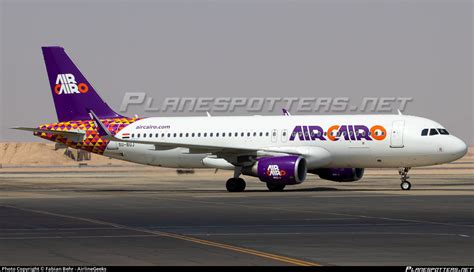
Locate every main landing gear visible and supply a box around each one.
[226,166,246,192]
[398,167,411,190]
[266,183,286,192]
[224,167,287,192]
[226,178,246,192]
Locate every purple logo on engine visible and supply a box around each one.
[266,164,286,178]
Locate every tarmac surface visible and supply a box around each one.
[0,165,472,266]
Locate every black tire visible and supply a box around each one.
[226,178,246,192]
[266,183,286,192]
[237,178,246,192]
[400,181,411,190]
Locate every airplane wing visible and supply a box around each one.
[12,127,86,142]
[89,110,330,167]
[115,136,329,168]
[89,110,285,154]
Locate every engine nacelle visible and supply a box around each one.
[310,168,364,182]
[242,155,307,185]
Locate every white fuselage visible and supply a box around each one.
[103,114,467,170]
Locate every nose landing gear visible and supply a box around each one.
[398,167,411,190]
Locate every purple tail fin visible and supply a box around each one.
[42,46,123,122]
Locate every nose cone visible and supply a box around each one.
[448,136,468,160]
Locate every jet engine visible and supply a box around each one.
[310,168,364,182]
[242,155,307,185]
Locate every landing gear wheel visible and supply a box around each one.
[398,167,412,191]
[236,178,246,192]
[401,181,411,190]
[266,183,286,192]
[226,178,246,192]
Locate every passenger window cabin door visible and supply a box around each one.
[271,129,278,143]
[390,120,405,148]
[281,129,287,143]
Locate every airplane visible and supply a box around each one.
[14,47,468,192]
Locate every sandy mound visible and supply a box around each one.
[0,142,133,166]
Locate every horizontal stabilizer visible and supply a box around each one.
[12,127,86,142]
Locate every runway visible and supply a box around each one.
[0,166,472,265]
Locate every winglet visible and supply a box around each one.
[282,108,291,116]
[89,110,112,138]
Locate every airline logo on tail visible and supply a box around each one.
[54,73,89,95]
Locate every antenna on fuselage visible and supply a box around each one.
[282,108,291,116]
[206,112,212,117]
[397,109,403,115]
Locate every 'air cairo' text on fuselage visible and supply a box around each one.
[289,125,387,141]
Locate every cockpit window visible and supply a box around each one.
[422,128,449,136]
[429,128,439,136]
[438,128,449,135]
